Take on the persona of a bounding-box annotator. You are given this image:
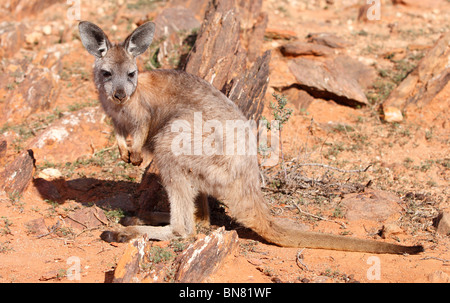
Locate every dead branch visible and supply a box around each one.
[293,163,372,173]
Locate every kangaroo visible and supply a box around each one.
[78,21,423,254]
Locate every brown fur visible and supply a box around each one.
[80,21,423,254]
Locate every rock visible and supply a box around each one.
[0,22,27,59]
[433,212,450,236]
[383,106,403,122]
[113,236,148,283]
[243,11,268,63]
[25,217,48,236]
[39,270,62,281]
[265,28,297,40]
[428,271,450,283]
[379,223,404,239]
[154,7,200,41]
[27,107,111,165]
[382,32,450,121]
[8,0,64,20]
[65,206,108,230]
[0,136,6,159]
[37,168,62,180]
[306,32,352,49]
[153,7,201,68]
[247,258,263,266]
[25,31,43,44]
[288,57,369,107]
[42,24,52,36]
[341,189,402,222]
[332,55,377,90]
[280,85,315,111]
[1,65,61,122]
[313,275,332,283]
[170,0,210,21]
[0,149,35,197]
[280,41,334,57]
[174,227,239,283]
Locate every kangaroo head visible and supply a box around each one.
[78,21,155,105]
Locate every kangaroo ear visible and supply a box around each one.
[124,22,155,57]
[78,21,112,58]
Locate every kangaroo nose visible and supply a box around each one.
[114,90,126,101]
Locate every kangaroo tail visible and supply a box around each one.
[232,193,423,255]
[257,217,423,254]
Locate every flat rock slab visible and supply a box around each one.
[341,189,402,222]
[28,107,111,165]
[306,32,352,49]
[65,206,108,230]
[288,57,369,107]
[280,41,335,57]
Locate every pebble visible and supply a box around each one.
[42,25,52,36]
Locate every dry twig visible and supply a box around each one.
[296,248,310,271]
[291,201,346,229]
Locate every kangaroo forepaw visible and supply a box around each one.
[130,151,143,166]
[119,147,131,163]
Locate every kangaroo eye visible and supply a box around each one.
[128,71,136,78]
[101,70,112,78]
[102,69,112,78]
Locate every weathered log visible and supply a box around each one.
[382,32,450,122]
[184,0,244,92]
[174,227,239,283]
[184,0,270,120]
[223,50,271,121]
[113,236,147,283]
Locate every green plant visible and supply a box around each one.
[0,217,12,235]
[0,242,13,254]
[147,246,174,264]
[8,191,22,205]
[265,93,293,131]
[104,208,125,223]
[261,93,293,179]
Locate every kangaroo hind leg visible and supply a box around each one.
[100,177,198,243]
